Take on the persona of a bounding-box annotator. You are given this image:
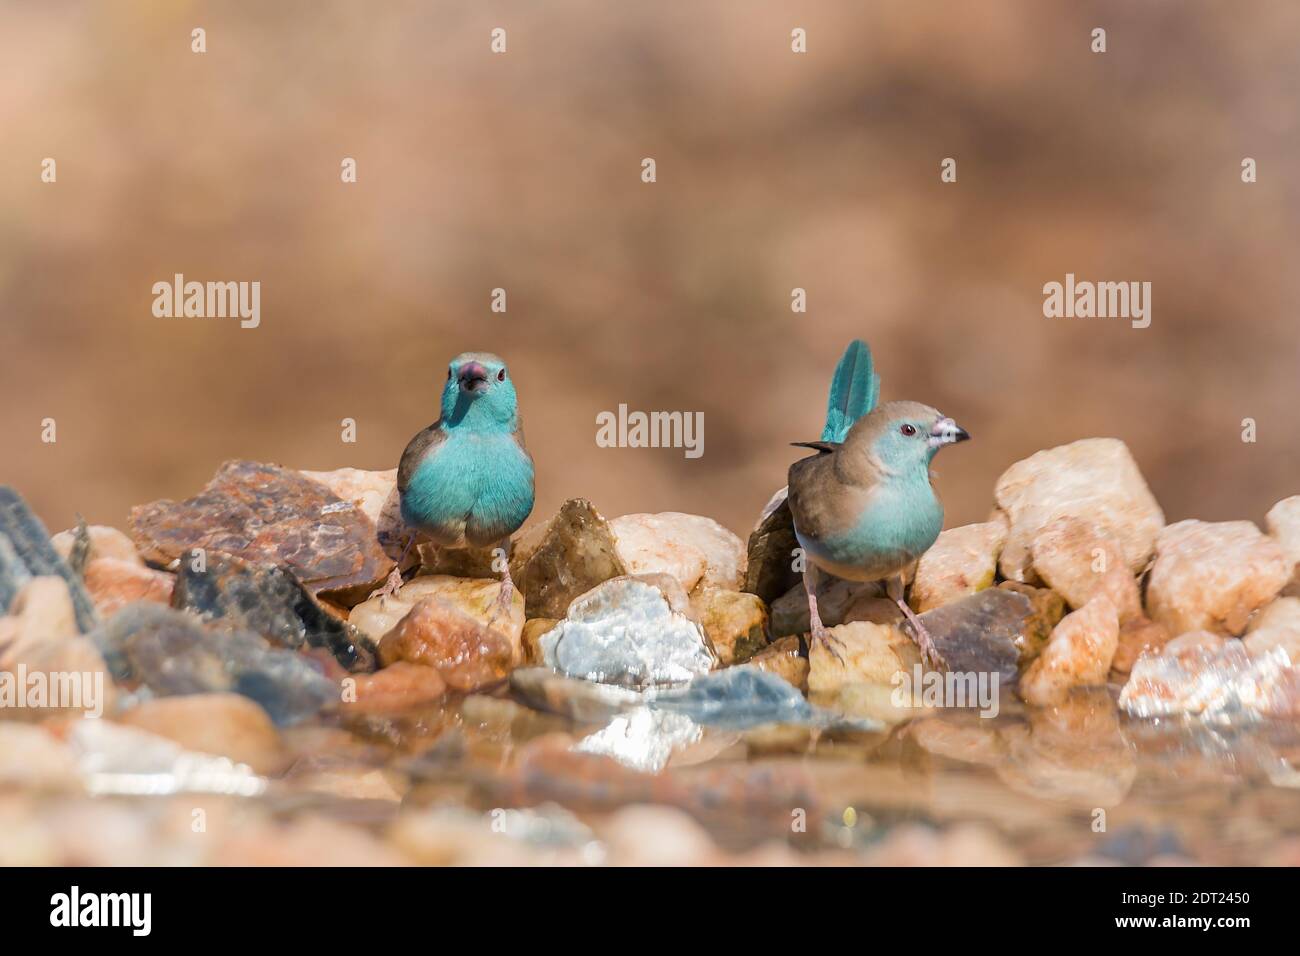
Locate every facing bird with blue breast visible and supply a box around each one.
[372,351,535,611]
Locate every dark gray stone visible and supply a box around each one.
[0,486,98,632]
[171,550,376,672]
[92,603,338,726]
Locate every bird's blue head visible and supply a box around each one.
[847,400,970,478]
[440,351,519,431]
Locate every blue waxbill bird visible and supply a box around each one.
[786,341,969,666]
[371,351,536,615]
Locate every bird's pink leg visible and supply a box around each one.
[368,531,417,604]
[803,565,845,665]
[888,574,943,668]
[487,538,516,629]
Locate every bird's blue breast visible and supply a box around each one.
[799,479,943,581]
[401,432,535,547]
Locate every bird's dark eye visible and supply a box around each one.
[447,367,453,380]
[900,423,917,437]
[497,368,506,382]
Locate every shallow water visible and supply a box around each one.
[154,683,1300,864]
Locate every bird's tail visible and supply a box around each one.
[820,339,880,443]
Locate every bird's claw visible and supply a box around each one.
[902,618,944,670]
[812,625,847,666]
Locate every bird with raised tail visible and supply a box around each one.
[373,351,535,616]
[787,340,970,666]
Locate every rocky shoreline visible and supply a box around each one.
[1,435,1298,865]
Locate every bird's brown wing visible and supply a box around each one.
[787,448,876,543]
[397,422,447,495]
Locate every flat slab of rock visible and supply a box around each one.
[129,460,392,600]
[919,588,1031,687]
[510,667,645,722]
[1146,520,1290,637]
[171,550,376,672]
[648,665,877,732]
[510,499,627,619]
[0,486,97,632]
[91,603,339,726]
[539,575,715,688]
[993,438,1164,583]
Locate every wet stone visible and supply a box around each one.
[648,665,875,732]
[689,587,768,665]
[0,486,98,632]
[509,498,627,619]
[748,636,809,692]
[128,460,393,601]
[918,588,1030,687]
[91,603,339,726]
[171,550,376,672]
[114,692,285,775]
[378,597,516,692]
[509,667,644,722]
[1119,636,1298,722]
[539,575,715,688]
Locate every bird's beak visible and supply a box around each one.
[929,417,971,448]
[457,361,489,394]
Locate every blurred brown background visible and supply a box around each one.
[3,0,1298,542]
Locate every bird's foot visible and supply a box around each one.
[368,566,406,605]
[485,577,515,632]
[895,599,944,669]
[811,622,847,666]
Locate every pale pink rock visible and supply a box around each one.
[1019,596,1119,706]
[610,512,745,593]
[909,518,1007,613]
[0,579,117,719]
[82,558,174,616]
[299,467,397,526]
[1248,596,1300,635]
[994,438,1164,583]
[1030,515,1141,619]
[51,524,143,566]
[0,724,80,787]
[1265,496,1300,582]
[1146,520,1291,637]
[350,574,525,663]
[1242,627,1300,662]
[115,693,285,774]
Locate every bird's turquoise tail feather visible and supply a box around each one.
[820,339,880,442]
